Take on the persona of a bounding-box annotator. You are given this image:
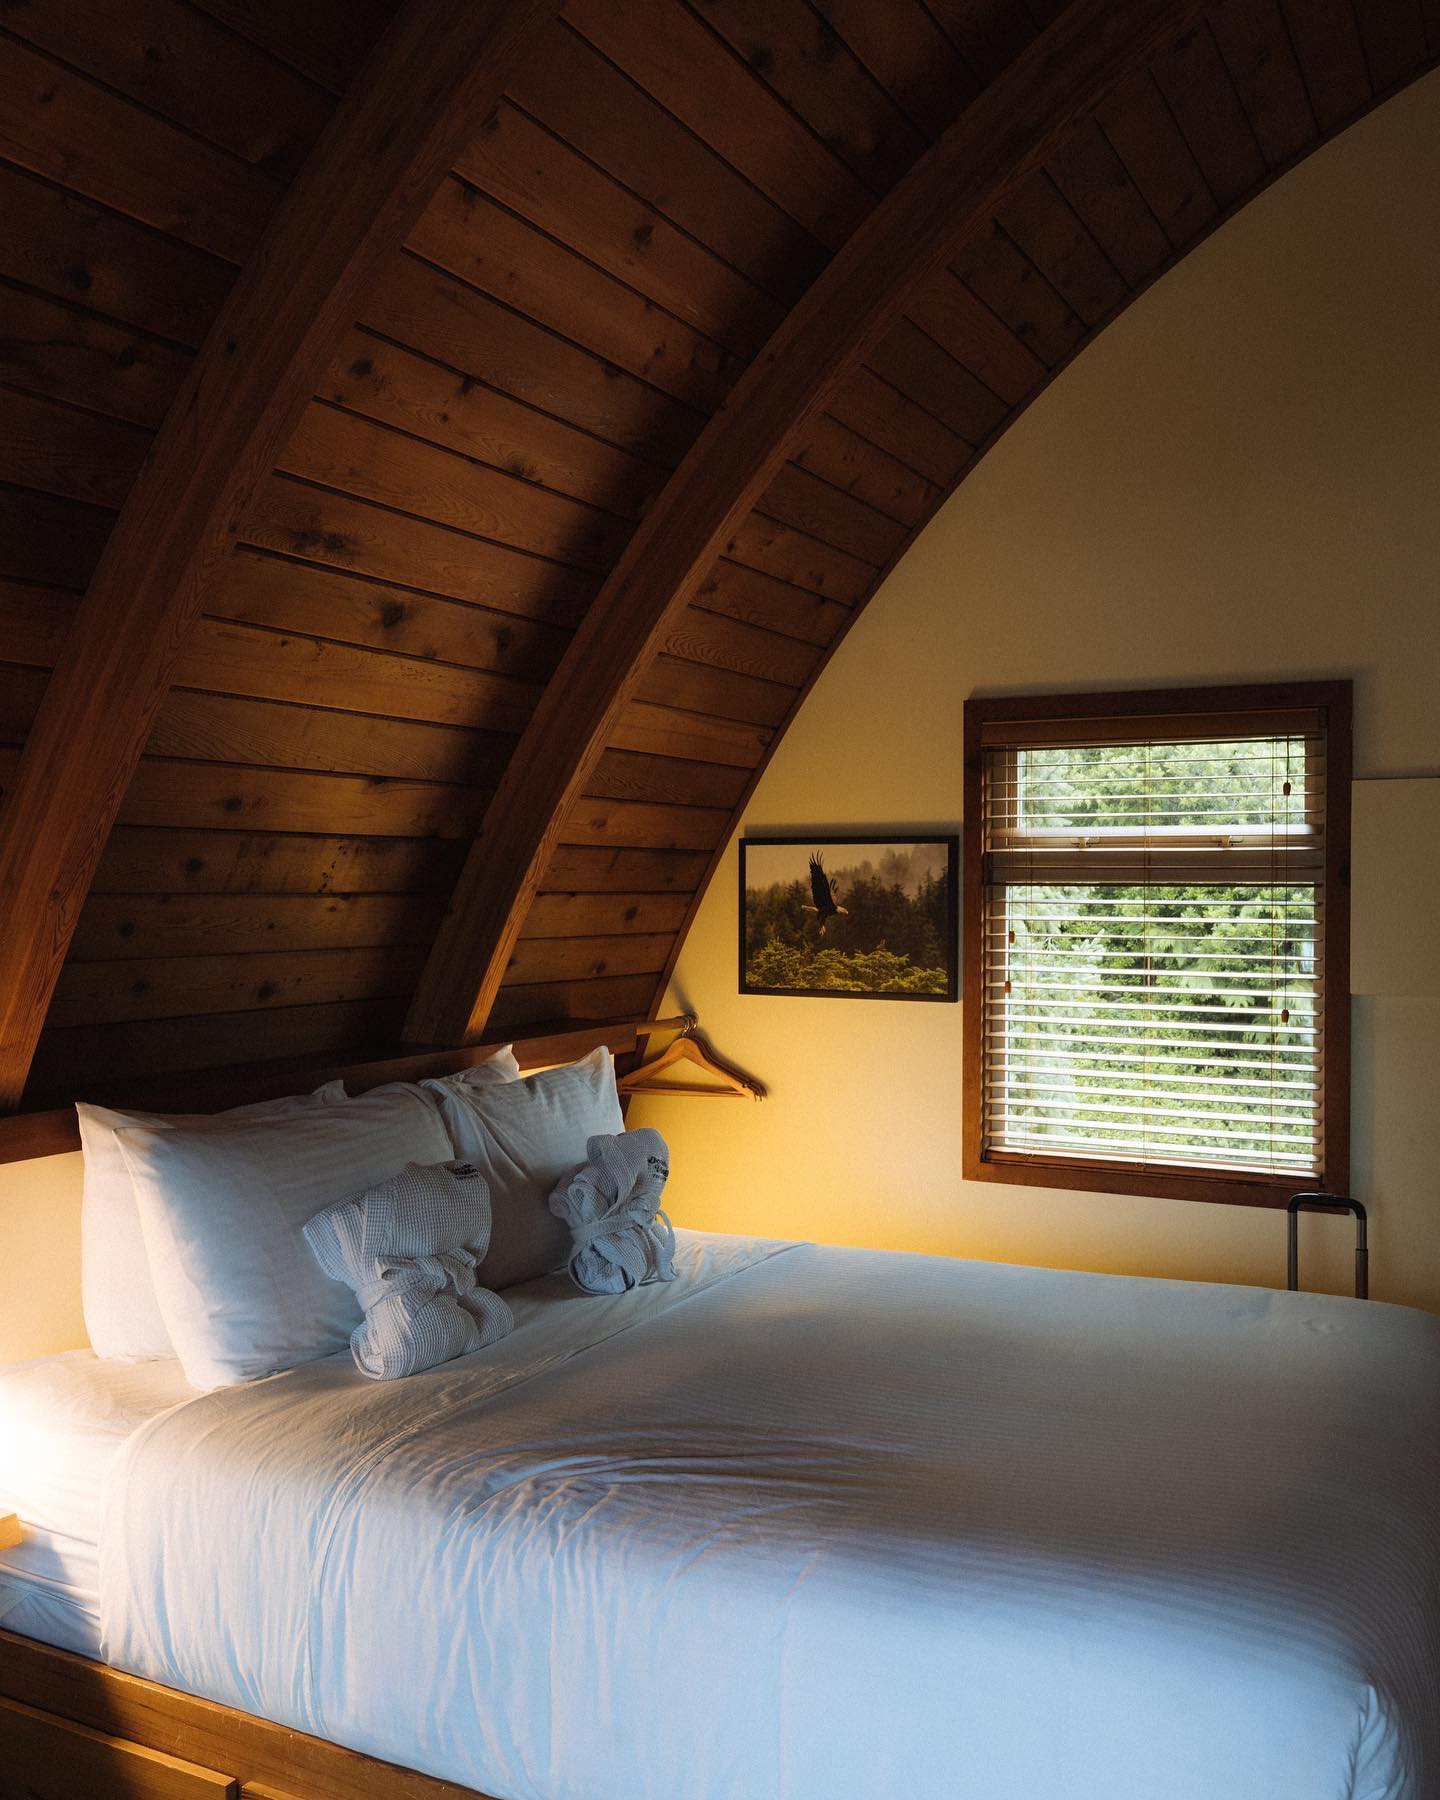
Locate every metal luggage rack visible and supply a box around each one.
[1287,1192,1368,1299]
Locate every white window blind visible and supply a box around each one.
[979,717,1327,1180]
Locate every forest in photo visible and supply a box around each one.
[742,842,954,996]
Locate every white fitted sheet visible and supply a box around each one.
[99,1233,1440,1800]
[0,1528,102,1657]
[0,1350,195,1542]
[0,1350,195,1656]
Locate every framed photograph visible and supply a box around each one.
[739,835,958,1002]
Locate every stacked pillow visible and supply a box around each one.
[77,1082,348,1362]
[421,1046,623,1290]
[116,1083,454,1389]
[82,1044,663,1388]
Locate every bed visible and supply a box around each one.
[3,1226,1439,1800]
[0,1352,194,1660]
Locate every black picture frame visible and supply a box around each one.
[739,834,959,1002]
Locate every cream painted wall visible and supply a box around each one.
[0,1153,85,1362]
[635,68,1440,1315]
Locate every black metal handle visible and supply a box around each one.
[1287,1192,1368,1300]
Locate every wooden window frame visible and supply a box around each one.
[962,680,1351,1210]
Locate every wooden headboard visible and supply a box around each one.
[0,1018,665,1167]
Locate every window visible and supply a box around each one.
[962,683,1351,1208]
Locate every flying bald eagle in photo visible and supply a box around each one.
[802,852,849,937]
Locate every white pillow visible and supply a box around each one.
[77,1082,347,1361]
[419,1043,521,1102]
[116,1084,452,1388]
[427,1046,623,1290]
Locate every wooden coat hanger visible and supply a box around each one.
[617,1015,766,1100]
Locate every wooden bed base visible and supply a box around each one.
[0,1628,497,1800]
[0,1015,681,1165]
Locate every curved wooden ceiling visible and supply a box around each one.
[0,0,1434,1109]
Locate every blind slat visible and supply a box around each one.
[980,727,1327,1179]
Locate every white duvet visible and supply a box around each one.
[101,1233,1440,1800]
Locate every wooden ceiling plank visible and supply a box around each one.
[950,223,1087,370]
[0,164,235,350]
[759,463,909,567]
[2,0,334,180]
[50,941,427,1030]
[1350,0,1428,93]
[0,35,281,264]
[30,996,411,1095]
[609,700,774,769]
[790,416,939,529]
[0,280,191,431]
[0,484,112,589]
[587,749,752,811]
[683,0,929,196]
[0,668,48,746]
[177,616,545,736]
[0,386,150,512]
[364,253,698,468]
[1148,19,1267,208]
[184,0,394,97]
[1278,0,1372,129]
[901,270,1046,410]
[1092,67,1217,247]
[404,0,1198,1047]
[277,401,631,572]
[633,657,799,730]
[117,758,493,840]
[503,931,671,987]
[69,892,445,963]
[524,891,692,938]
[923,0,1041,85]
[561,0,875,251]
[864,319,1010,447]
[693,560,852,651]
[92,828,464,898]
[1044,116,1174,290]
[243,478,597,628]
[1206,0,1317,168]
[0,0,563,1109]
[726,511,876,604]
[410,180,742,413]
[992,168,1132,326]
[660,606,825,691]
[508,22,828,304]
[321,328,660,518]
[805,0,980,141]
[825,367,974,487]
[0,580,81,670]
[485,977,658,1035]
[558,796,734,853]
[539,845,713,894]
[150,688,515,787]
[211,549,570,679]
[456,103,785,355]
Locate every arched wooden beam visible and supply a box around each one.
[0,0,561,1107]
[404,0,1199,1048]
